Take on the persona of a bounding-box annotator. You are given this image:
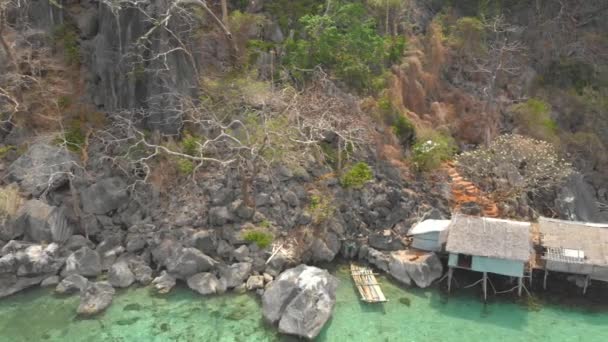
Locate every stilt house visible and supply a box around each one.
[538,217,608,292]
[445,215,532,297]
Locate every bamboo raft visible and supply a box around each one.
[350,264,387,303]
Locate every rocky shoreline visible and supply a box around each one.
[0,142,450,340]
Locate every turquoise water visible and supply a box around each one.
[0,266,607,341]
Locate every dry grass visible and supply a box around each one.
[0,184,23,224]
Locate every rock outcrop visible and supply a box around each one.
[4,144,76,197]
[262,265,338,340]
[388,250,443,288]
[63,247,102,277]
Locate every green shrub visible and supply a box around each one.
[512,98,557,141]
[0,145,16,159]
[176,158,195,175]
[340,162,373,188]
[53,24,80,65]
[411,132,456,171]
[181,133,199,156]
[308,194,334,224]
[57,96,72,109]
[55,121,85,152]
[243,230,274,249]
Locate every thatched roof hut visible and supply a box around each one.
[446,215,532,262]
[539,217,608,281]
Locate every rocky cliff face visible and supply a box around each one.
[26,0,201,133]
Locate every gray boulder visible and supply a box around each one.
[152,271,176,294]
[311,233,341,263]
[11,200,72,243]
[187,272,226,295]
[55,274,89,294]
[219,262,252,289]
[368,230,404,251]
[63,247,102,277]
[246,275,265,291]
[363,247,391,273]
[4,144,76,197]
[126,236,147,253]
[77,281,115,316]
[232,245,250,262]
[40,275,60,287]
[96,236,125,270]
[388,250,443,288]
[209,206,232,226]
[190,230,217,255]
[262,265,338,340]
[64,235,95,252]
[165,247,218,279]
[15,243,64,276]
[129,258,153,285]
[80,177,129,215]
[108,260,135,288]
[0,274,46,298]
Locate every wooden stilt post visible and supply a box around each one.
[543,269,548,290]
[482,272,487,302]
[447,267,453,294]
[518,277,523,297]
[583,275,590,295]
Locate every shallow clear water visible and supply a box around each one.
[0,266,607,342]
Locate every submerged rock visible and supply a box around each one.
[388,250,443,288]
[152,271,176,294]
[187,272,226,295]
[77,281,115,316]
[0,274,46,298]
[262,264,338,340]
[55,274,89,294]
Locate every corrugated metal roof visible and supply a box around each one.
[409,219,451,235]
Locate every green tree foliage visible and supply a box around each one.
[340,162,373,188]
[285,2,406,93]
[411,131,456,171]
[377,95,416,148]
[512,98,557,142]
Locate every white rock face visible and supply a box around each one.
[262,265,338,340]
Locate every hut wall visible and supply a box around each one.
[412,232,442,252]
[545,261,594,275]
[591,266,608,282]
[448,254,524,277]
[471,256,524,277]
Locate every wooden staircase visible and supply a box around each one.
[446,163,499,218]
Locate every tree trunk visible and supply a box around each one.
[221,0,228,24]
